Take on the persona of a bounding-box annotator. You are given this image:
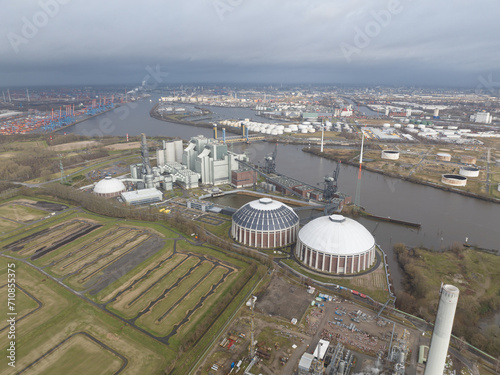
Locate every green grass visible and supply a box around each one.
[154,267,228,336]
[0,218,22,232]
[136,261,215,334]
[0,203,47,222]
[109,256,200,320]
[25,334,124,375]
[0,257,169,375]
[0,286,39,331]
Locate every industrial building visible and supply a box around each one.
[182,135,248,186]
[424,284,460,375]
[121,188,163,205]
[156,139,183,165]
[93,176,126,198]
[231,169,258,188]
[231,198,299,248]
[470,111,492,124]
[295,215,376,274]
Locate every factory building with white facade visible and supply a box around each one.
[295,215,376,274]
[231,198,299,248]
[182,135,248,186]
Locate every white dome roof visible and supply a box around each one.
[93,176,126,195]
[298,215,375,256]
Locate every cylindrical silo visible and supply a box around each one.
[424,284,459,375]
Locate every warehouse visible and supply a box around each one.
[121,188,163,205]
[231,198,299,248]
[295,215,376,274]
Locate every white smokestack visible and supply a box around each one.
[424,284,459,375]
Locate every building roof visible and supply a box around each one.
[93,176,126,195]
[298,353,314,370]
[121,188,162,201]
[298,215,375,256]
[232,198,299,231]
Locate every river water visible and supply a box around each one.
[63,95,500,291]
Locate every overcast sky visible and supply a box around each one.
[1,0,499,87]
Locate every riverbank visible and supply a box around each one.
[150,103,244,136]
[48,106,118,134]
[304,148,500,204]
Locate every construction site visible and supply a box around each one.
[196,272,477,375]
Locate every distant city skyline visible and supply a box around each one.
[1,0,499,88]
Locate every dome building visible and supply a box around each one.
[231,198,299,248]
[93,176,126,198]
[296,215,376,274]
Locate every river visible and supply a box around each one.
[62,95,500,291]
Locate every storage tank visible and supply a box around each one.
[381,150,400,160]
[394,123,402,128]
[174,140,183,162]
[461,155,476,164]
[441,174,467,186]
[459,166,479,177]
[436,152,451,161]
[383,123,390,128]
[407,124,415,129]
[130,164,138,180]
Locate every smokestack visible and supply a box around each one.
[424,284,459,375]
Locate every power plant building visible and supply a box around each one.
[231,198,299,248]
[295,215,376,274]
[424,284,460,375]
[182,135,248,186]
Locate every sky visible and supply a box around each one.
[1,0,499,87]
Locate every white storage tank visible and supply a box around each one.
[381,150,400,160]
[394,123,402,129]
[436,152,451,161]
[407,124,415,129]
[383,123,390,128]
[441,174,467,186]
[459,166,479,177]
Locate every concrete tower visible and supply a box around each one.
[424,284,460,375]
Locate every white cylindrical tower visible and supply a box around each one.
[424,284,459,375]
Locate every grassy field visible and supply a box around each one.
[0,218,22,232]
[0,257,168,375]
[394,244,500,356]
[0,203,47,223]
[21,333,124,375]
[0,199,260,373]
[281,249,391,303]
